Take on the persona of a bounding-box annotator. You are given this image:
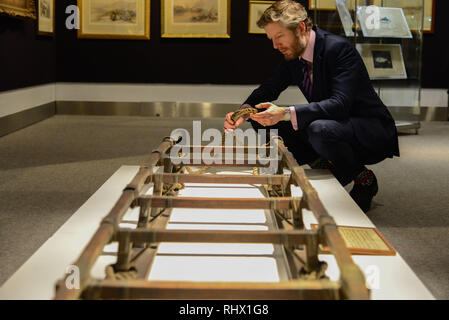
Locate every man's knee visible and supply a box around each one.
[307,119,334,143]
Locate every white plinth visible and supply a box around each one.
[0,166,434,300]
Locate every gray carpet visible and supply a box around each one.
[0,115,448,299]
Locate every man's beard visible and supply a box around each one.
[283,31,307,61]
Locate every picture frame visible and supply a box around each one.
[161,0,230,38]
[357,6,412,38]
[372,0,435,33]
[37,0,55,36]
[423,0,435,34]
[78,0,150,40]
[309,0,355,10]
[0,0,36,19]
[310,0,434,33]
[248,1,275,34]
[356,43,407,80]
[309,0,337,10]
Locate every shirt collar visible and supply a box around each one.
[301,29,315,64]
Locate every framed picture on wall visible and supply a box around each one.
[309,0,356,10]
[356,43,407,80]
[309,0,336,10]
[161,0,230,38]
[357,6,412,38]
[37,0,55,36]
[78,0,150,40]
[0,0,36,19]
[423,0,435,33]
[248,1,275,34]
[372,0,435,33]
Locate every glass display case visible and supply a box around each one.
[310,0,425,133]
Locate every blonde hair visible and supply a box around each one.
[257,0,313,31]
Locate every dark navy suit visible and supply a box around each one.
[244,26,399,185]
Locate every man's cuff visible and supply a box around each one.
[289,106,298,130]
[283,107,291,121]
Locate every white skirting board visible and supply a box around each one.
[0,84,55,118]
[1,83,447,119]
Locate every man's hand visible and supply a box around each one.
[224,112,246,130]
[250,102,285,127]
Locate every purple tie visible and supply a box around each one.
[299,58,312,101]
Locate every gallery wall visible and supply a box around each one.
[420,0,449,89]
[55,0,283,85]
[0,14,56,92]
[0,0,447,94]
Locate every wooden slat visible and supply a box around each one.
[160,173,290,185]
[176,159,276,167]
[138,195,298,210]
[188,145,275,154]
[84,279,341,300]
[120,229,316,246]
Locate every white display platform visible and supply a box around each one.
[0,166,434,300]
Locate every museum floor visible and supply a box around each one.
[0,115,448,299]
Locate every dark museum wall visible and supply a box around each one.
[54,0,282,85]
[420,0,449,89]
[0,14,56,92]
[0,0,447,93]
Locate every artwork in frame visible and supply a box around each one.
[373,0,435,33]
[78,0,150,40]
[37,0,54,35]
[356,43,407,80]
[423,0,435,33]
[357,6,412,38]
[248,1,275,34]
[161,0,230,38]
[309,0,355,10]
[309,0,336,10]
[0,0,36,19]
[310,0,434,33]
